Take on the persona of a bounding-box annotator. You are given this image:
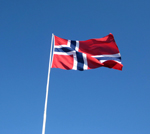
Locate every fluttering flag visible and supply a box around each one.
[52,33,123,71]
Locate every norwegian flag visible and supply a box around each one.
[52,33,123,71]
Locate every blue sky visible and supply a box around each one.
[0,0,150,134]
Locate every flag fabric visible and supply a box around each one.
[52,33,123,71]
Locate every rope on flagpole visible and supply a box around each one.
[42,33,54,134]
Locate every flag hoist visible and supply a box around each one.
[42,33,123,134]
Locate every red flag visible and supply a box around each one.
[52,33,123,71]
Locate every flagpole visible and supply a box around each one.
[42,33,54,134]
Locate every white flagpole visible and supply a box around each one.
[42,33,54,134]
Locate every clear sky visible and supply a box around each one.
[0,0,150,134]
